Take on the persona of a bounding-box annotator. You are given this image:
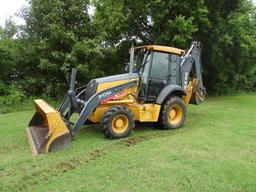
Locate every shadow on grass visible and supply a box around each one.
[78,122,159,138]
[76,120,195,143]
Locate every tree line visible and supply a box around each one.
[0,0,255,99]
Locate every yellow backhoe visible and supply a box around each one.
[26,41,206,155]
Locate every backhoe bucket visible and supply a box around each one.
[26,99,71,155]
[189,88,206,105]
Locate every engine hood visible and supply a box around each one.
[92,73,139,84]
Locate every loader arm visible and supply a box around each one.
[26,68,137,155]
[68,80,137,134]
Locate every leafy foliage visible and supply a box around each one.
[201,0,256,93]
[93,0,256,94]
[0,0,255,97]
[19,0,105,97]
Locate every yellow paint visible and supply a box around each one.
[183,78,199,104]
[97,78,138,92]
[44,112,70,153]
[104,99,134,104]
[128,104,161,122]
[34,99,56,113]
[89,103,161,123]
[168,104,182,125]
[111,114,129,133]
[89,105,110,122]
[31,99,70,154]
[96,78,139,103]
[134,45,185,55]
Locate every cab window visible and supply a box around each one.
[150,52,169,79]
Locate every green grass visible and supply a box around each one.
[0,96,60,114]
[0,94,256,192]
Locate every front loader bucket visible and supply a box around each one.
[26,99,71,155]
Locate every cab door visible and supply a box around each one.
[147,52,170,100]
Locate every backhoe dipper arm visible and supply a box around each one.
[180,41,206,104]
[71,80,137,134]
[181,42,205,91]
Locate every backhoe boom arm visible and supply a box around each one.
[180,41,206,104]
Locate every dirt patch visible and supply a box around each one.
[121,136,146,147]
[58,161,75,172]
[7,129,187,191]
[58,148,106,170]
[88,148,105,160]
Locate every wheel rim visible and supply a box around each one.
[112,114,129,134]
[168,104,183,125]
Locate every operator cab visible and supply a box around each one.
[131,45,185,102]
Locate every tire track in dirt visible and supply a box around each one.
[6,128,190,191]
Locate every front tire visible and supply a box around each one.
[160,96,186,129]
[101,106,134,139]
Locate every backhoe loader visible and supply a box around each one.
[26,41,206,155]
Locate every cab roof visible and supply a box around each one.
[134,45,185,55]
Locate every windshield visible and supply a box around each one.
[133,48,150,72]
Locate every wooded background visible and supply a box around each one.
[0,0,255,101]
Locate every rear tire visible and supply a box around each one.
[160,96,186,129]
[101,106,134,139]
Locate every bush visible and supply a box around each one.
[0,84,26,113]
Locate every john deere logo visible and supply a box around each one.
[98,91,112,100]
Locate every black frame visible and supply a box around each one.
[139,51,181,102]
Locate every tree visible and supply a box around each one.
[20,0,104,96]
[93,0,256,94]
[1,0,255,98]
[201,0,256,93]
[0,19,19,95]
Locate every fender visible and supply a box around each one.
[156,84,186,104]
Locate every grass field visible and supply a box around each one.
[0,94,256,192]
